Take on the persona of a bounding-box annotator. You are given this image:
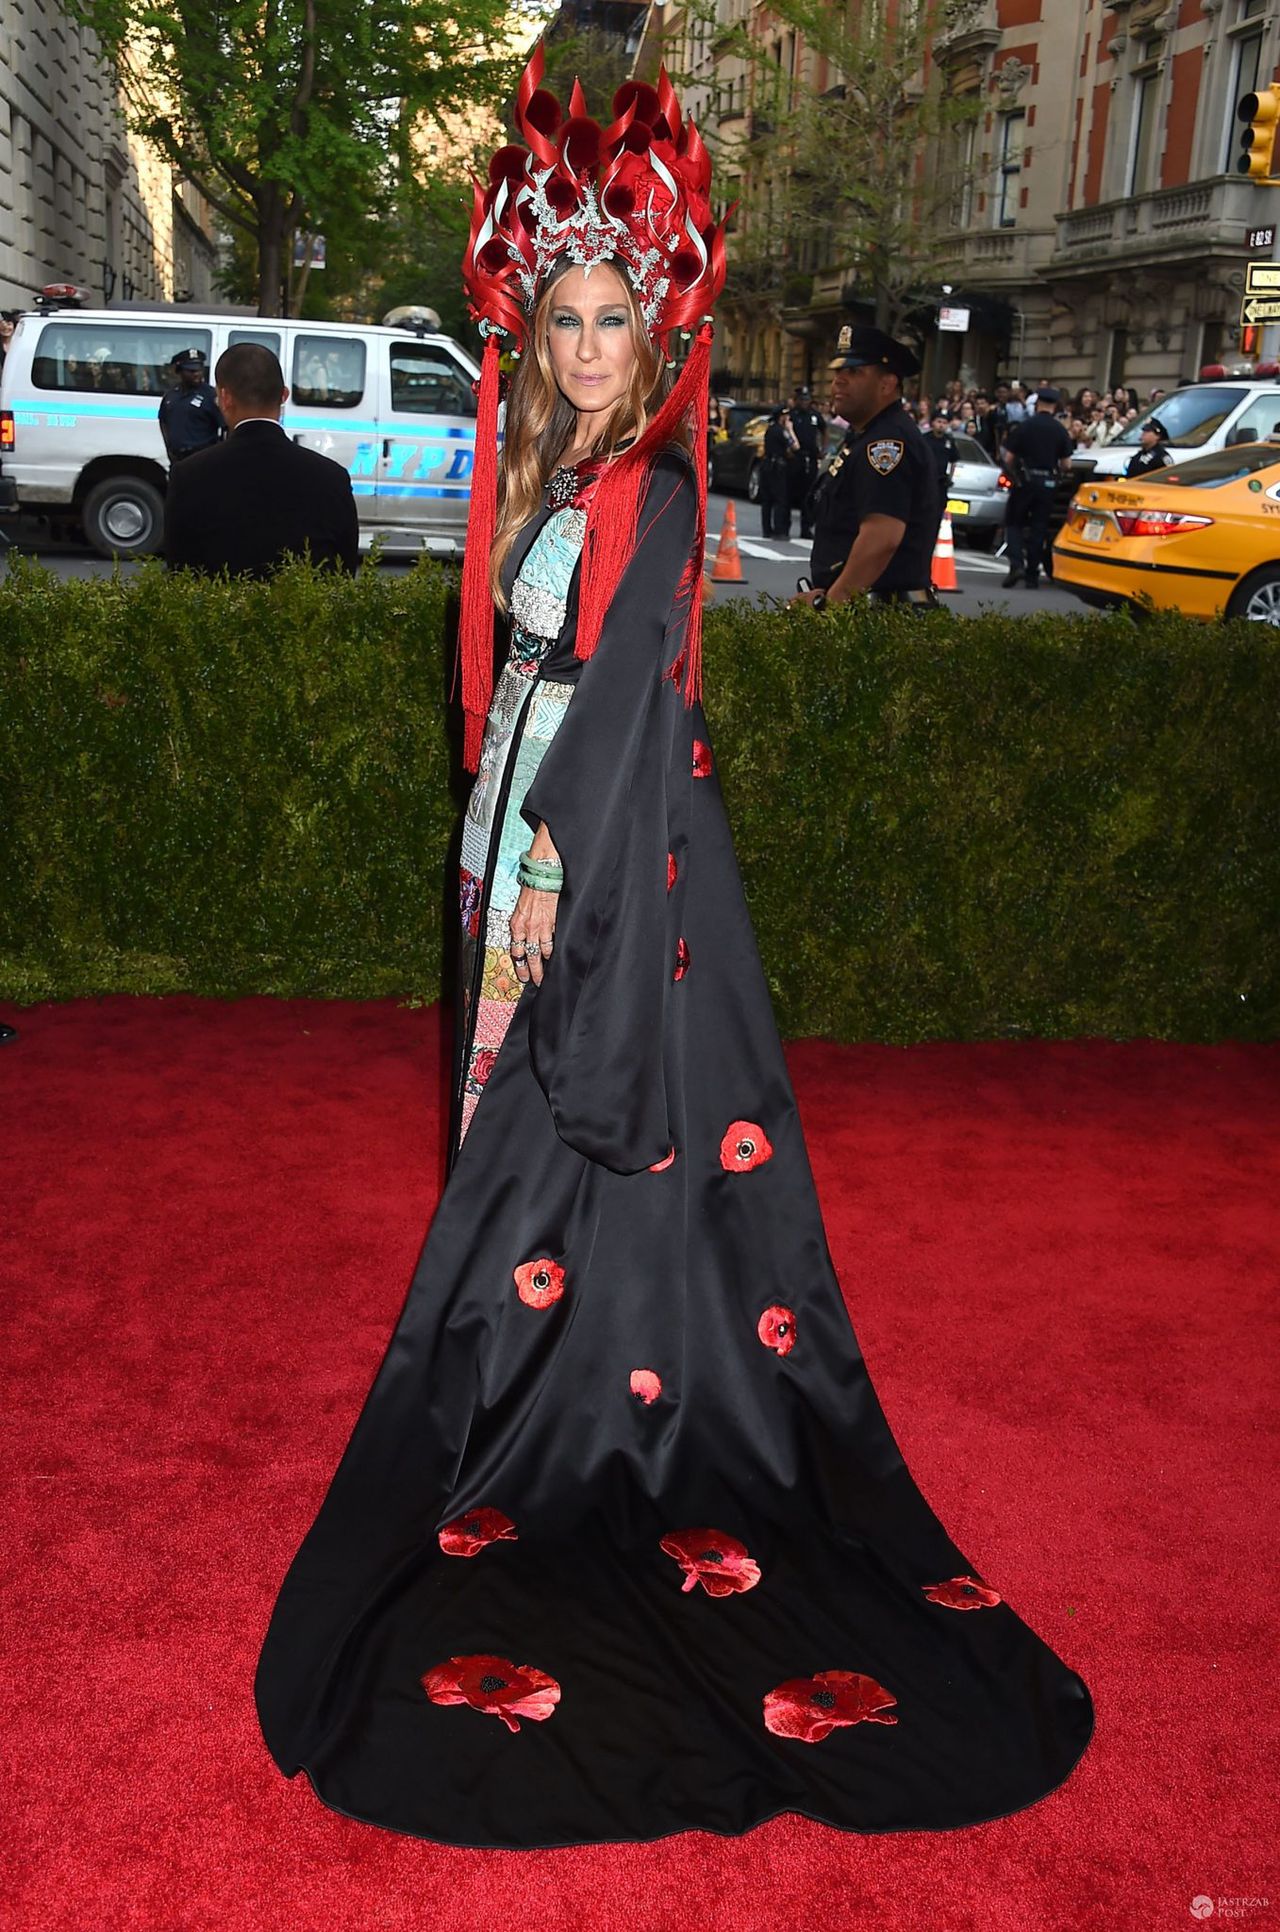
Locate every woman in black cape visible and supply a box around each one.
[254,53,1093,1849]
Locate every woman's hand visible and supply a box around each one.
[510,822,560,988]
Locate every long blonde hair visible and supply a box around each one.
[489,258,674,608]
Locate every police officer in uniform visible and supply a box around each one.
[760,406,794,537]
[789,383,826,538]
[1125,416,1174,479]
[791,324,940,612]
[158,348,226,465]
[1001,387,1072,588]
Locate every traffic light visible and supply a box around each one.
[1237,88,1280,180]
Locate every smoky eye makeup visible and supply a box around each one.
[550,310,628,328]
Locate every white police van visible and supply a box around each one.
[0,294,480,557]
[1072,364,1280,482]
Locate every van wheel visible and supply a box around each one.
[746,460,761,504]
[81,476,165,558]
[1226,566,1280,624]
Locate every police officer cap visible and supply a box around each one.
[170,347,208,372]
[828,324,921,380]
[1144,416,1168,439]
[1035,386,1061,406]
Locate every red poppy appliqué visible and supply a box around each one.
[667,851,678,891]
[692,739,713,779]
[757,1305,797,1356]
[423,1654,561,1734]
[649,1147,676,1172]
[630,1369,662,1404]
[763,1670,899,1743]
[922,1575,1003,1611]
[673,938,690,981]
[660,1528,761,1597]
[437,1507,518,1558]
[720,1120,773,1171]
[513,1257,565,1309]
[471,1047,498,1087]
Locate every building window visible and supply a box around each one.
[1107,327,1129,393]
[996,110,1024,228]
[951,118,977,229]
[1224,2,1266,172]
[1127,69,1161,196]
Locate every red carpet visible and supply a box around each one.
[2,997,1276,1932]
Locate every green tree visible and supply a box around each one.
[213,161,476,337]
[677,0,982,334]
[538,23,638,116]
[68,0,521,315]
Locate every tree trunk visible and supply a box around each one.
[290,243,313,316]
[258,187,284,317]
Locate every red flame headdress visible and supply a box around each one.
[456,44,731,768]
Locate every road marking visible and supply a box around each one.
[709,528,1011,574]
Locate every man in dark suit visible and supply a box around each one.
[163,343,360,576]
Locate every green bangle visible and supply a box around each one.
[518,850,563,891]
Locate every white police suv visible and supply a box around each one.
[1072,364,1280,483]
[0,293,480,557]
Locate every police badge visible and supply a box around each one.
[867,439,904,474]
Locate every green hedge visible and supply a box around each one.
[2,554,1277,1040]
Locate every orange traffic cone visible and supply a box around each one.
[931,512,959,593]
[711,500,745,583]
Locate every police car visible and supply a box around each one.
[1071,365,1280,484]
[0,292,480,557]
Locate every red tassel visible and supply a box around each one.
[574,323,713,709]
[458,331,503,771]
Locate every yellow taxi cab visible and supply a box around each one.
[1053,442,1280,621]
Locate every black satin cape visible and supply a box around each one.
[254,450,1094,1848]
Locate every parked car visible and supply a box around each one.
[942,432,1011,548]
[0,293,479,558]
[1053,441,1280,620]
[710,403,852,504]
[709,403,769,500]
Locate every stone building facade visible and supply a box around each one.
[0,0,218,313]
[932,0,1280,395]
[648,0,1280,399]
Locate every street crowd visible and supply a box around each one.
[909,377,1169,455]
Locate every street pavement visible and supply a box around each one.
[0,488,1084,619]
[702,493,1082,618]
